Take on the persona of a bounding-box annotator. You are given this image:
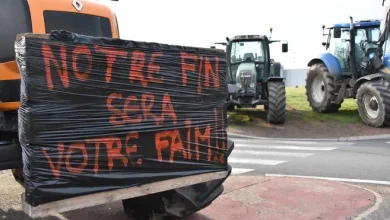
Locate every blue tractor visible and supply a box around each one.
[306,15,390,127]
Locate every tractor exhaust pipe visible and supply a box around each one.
[371,0,390,73]
[349,16,358,79]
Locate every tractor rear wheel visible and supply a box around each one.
[267,81,286,124]
[305,63,342,113]
[356,80,390,127]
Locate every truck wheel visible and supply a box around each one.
[356,80,390,127]
[12,169,24,183]
[227,103,235,111]
[305,63,342,113]
[267,81,286,124]
[122,194,167,220]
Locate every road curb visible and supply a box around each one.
[262,174,380,219]
[350,184,383,220]
[228,132,390,141]
[211,175,377,220]
[338,134,390,141]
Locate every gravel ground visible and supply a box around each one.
[0,170,128,220]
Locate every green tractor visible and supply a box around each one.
[215,31,289,124]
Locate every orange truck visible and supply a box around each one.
[0,0,119,177]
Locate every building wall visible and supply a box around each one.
[281,68,309,87]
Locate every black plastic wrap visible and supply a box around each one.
[15,31,228,207]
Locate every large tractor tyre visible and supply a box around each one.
[356,80,390,127]
[305,63,343,113]
[267,81,286,124]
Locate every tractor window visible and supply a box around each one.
[355,29,366,44]
[329,29,349,70]
[354,29,367,62]
[355,28,380,49]
[355,28,379,64]
[368,28,380,42]
[230,41,265,63]
[229,40,266,82]
[43,11,112,38]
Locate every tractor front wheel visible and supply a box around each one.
[356,80,390,127]
[267,81,286,124]
[305,63,342,113]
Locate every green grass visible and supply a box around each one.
[286,87,360,124]
[228,86,361,125]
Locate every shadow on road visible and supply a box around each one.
[0,208,57,220]
[0,203,213,220]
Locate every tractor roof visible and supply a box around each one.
[229,35,267,41]
[330,19,380,29]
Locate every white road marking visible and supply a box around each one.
[235,144,337,151]
[274,141,356,146]
[387,142,390,144]
[265,174,390,186]
[232,149,313,157]
[231,168,255,175]
[229,158,286,165]
[270,141,323,145]
[232,139,355,146]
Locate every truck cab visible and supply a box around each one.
[0,0,119,171]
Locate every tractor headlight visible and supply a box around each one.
[250,83,255,88]
[237,83,242,88]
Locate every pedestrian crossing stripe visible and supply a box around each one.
[233,149,313,157]
[228,158,287,166]
[234,144,337,151]
[228,138,355,175]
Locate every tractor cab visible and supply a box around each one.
[214,34,288,125]
[322,20,381,76]
[227,35,270,101]
[223,35,288,108]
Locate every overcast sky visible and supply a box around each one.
[99,0,383,68]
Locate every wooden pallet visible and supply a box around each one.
[22,171,228,218]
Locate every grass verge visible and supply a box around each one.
[228,86,361,125]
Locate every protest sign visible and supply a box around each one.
[16,31,228,206]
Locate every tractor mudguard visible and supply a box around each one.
[353,73,390,98]
[270,62,282,77]
[308,53,342,77]
[266,76,285,82]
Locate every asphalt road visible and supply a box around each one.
[227,134,390,220]
[228,134,390,183]
[1,134,389,219]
